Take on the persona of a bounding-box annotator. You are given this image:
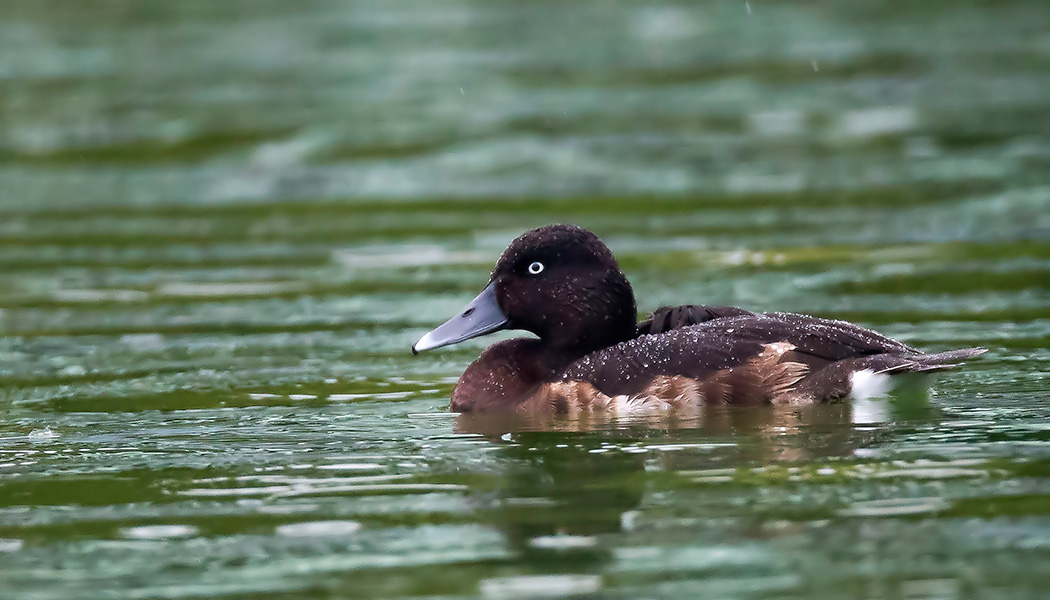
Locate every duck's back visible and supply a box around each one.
[635,304,755,336]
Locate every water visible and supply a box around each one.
[2,0,1050,598]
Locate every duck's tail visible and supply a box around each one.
[896,347,988,373]
[845,347,987,401]
[795,347,987,402]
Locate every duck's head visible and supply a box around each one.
[412,224,637,356]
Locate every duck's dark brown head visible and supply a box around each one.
[412,224,637,356]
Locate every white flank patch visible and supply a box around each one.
[849,369,892,400]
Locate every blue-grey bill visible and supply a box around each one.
[412,281,509,354]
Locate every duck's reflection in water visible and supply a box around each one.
[458,395,939,565]
[480,431,647,569]
[457,391,938,457]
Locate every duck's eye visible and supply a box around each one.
[527,261,545,275]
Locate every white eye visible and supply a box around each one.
[527,261,545,275]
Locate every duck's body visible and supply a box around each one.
[412,225,984,414]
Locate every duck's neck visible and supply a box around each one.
[543,269,638,357]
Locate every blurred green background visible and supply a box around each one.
[1,1,1050,599]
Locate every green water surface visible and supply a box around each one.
[2,1,1050,598]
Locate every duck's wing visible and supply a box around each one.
[741,311,920,361]
[639,308,917,359]
[694,312,985,400]
[610,309,918,403]
[548,313,983,408]
[636,304,755,336]
[553,327,806,406]
[704,312,983,367]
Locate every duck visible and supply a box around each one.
[412,224,985,414]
